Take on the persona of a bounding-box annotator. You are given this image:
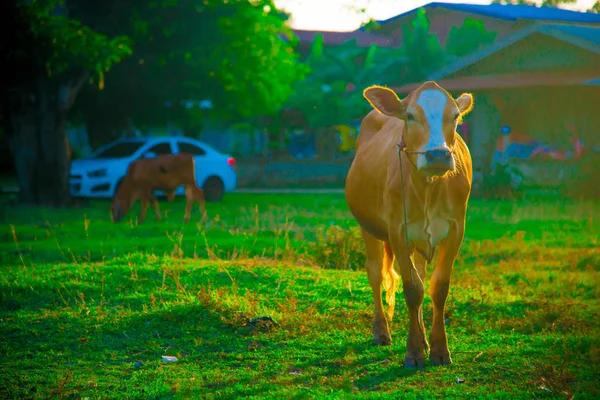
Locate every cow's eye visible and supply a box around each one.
[406,113,415,122]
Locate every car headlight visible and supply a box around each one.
[87,168,107,178]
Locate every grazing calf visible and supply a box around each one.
[345,81,474,368]
[111,153,207,223]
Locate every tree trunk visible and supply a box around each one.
[6,85,38,204]
[5,72,88,206]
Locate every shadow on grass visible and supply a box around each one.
[352,364,419,391]
[0,258,415,397]
[2,293,407,397]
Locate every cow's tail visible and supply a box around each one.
[382,242,399,321]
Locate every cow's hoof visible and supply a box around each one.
[404,356,426,368]
[373,333,391,346]
[372,318,391,346]
[430,353,452,366]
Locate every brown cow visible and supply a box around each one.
[111,153,207,224]
[345,81,474,368]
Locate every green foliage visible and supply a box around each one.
[22,0,132,87]
[401,8,445,82]
[286,79,355,129]
[309,33,325,58]
[285,7,453,131]
[591,1,600,13]
[0,193,599,398]
[446,18,498,58]
[210,3,309,117]
[540,0,576,6]
[361,19,382,32]
[74,0,307,136]
[286,39,405,130]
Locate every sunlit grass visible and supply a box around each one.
[1,193,598,399]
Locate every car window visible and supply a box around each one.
[145,142,173,155]
[178,142,206,156]
[93,141,145,159]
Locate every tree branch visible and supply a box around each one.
[58,71,90,113]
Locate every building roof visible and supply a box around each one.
[546,24,600,46]
[428,23,600,80]
[392,23,600,93]
[377,2,600,25]
[392,70,600,93]
[292,29,394,47]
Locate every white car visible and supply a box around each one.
[69,136,237,202]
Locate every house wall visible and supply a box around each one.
[494,86,600,146]
[464,85,600,184]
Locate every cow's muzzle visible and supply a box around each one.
[111,208,122,223]
[419,148,455,175]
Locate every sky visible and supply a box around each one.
[273,0,598,31]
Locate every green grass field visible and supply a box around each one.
[1,193,599,399]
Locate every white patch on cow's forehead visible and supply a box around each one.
[416,89,448,150]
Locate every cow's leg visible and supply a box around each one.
[390,231,428,368]
[138,188,154,224]
[361,229,391,346]
[151,195,162,222]
[429,220,465,366]
[139,196,149,224]
[183,186,194,223]
[166,191,175,203]
[191,185,207,221]
[412,251,428,361]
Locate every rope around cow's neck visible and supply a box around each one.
[397,145,413,273]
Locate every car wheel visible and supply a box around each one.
[203,177,224,202]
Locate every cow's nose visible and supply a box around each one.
[424,148,451,162]
[420,147,455,175]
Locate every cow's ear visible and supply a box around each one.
[363,85,406,119]
[456,93,474,117]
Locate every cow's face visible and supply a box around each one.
[363,81,473,177]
